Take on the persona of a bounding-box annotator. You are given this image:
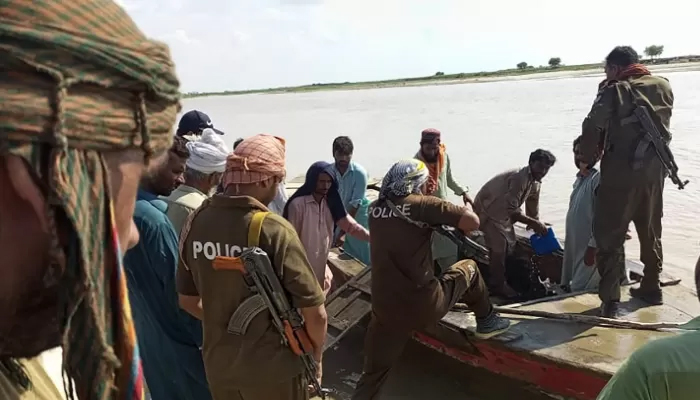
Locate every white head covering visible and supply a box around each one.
[185,128,231,174]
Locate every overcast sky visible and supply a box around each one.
[118,0,699,93]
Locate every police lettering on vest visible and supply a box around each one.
[369,203,411,219]
[192,241,249,260]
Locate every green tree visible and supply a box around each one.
[644,45,664,61]
[548,57,562,67]
[517,62,528,70]
[435,71,445,76]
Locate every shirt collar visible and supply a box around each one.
[576,167,598,179]
[333,161,355,178]
[174,184,206,197]
[137,188,158,201]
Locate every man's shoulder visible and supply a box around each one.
[261,212,297,237]
[351,161,368,177]
[134,199,171,227]
[629,330,700,371]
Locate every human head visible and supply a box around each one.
[528,149,557,182]
[141,136,189,196]
[184,128,231,193]
[222,134,286,205]
[379,159,429,200]
[419,128,441,163]
[176,110,225,137]
[573,136,600,171]
[604,46,640,80]
[332,136,354,171]
[0,0,180,395]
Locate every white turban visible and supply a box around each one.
[185,128,231,174]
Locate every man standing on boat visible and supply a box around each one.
[331,136,372,265]
[579,46,673,317]
[562,136,601,292]
[415,128,472,271]
[162,128,230,234]
[177,135,328,399]
[124,137,212,400]
[352,159,513,400]
[472,150,555,298]
[596,255,700,399]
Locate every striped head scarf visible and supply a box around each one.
[0,1,180,399]
[222,134,286,188]
[379,159,429,200]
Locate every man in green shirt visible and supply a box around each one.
[597,256,700,399]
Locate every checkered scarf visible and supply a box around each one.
[379,159,429,199]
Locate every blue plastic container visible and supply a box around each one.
[529,227,563,255]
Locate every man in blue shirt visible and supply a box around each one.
[331,136,371,265]
[124,136,212,400]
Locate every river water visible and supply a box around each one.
[182,69,700,399]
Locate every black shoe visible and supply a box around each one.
[599,301,620,318]
[629,287,663,305]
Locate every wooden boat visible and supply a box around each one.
[286,175,699,400]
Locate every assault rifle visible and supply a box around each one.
[213,247,328,399]
[633,105,689,190]
[383,199,491,265]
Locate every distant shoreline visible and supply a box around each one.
[183,56,700,99]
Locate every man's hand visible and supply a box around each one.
[528,220,548,236]
[333,235,345,248]
[584,246,597,266]
[461,192,473,206]
[308,360,323,394]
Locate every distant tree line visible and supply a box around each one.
[514,44,666,70]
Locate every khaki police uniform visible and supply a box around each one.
[177,195,324,400]
[580,74,673,303]
[352,194,491,400]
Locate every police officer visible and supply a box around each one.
[579,46,673,317]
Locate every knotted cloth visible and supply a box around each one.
[379,159,429,199]
[0,0,181,399]
[223,134,286,187]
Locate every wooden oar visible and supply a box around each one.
[451,303,689,331]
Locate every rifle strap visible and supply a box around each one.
[385,199,429,229]
[228,210,272,336]
[248,211,271,247]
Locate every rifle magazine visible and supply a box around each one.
[227,294,267,335]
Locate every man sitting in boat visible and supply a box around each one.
[352,159,512,400]
[473,149,555,298]
[596,255,700,399]
[562,136,601,292]
[284,161,370,295]
[415,128,473,272]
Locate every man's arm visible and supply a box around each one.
[525,182,540,220]
[347,167,368,218]
[506,174,545,234]
[286,197,304,233]
[581,85,617,164]
[445,153,468,196]
[176,214,203,320]
[412,195,480,233]
[587,174,601,249]
[267,219,327,363]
